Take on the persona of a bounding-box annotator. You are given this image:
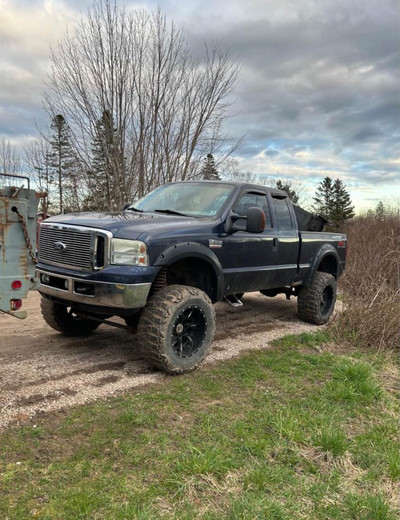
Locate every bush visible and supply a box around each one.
[331,210,400,350]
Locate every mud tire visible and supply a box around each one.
[137,285,216,374]
[297,272,337,325]
[40,297,100,336]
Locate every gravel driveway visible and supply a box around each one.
[0,290,320,430]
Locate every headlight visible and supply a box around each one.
[111,239,148,266]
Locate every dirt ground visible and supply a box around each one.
[0,290,321,430]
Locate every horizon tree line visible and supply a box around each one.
[2,131,387,228]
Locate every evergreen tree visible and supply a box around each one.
[47,114,78,213]
[312,176,355,229]
[312,176,334,218]
[375,201,385,218]
[330,179,355,228]
[200,154,220,180]
[63,160,82,213]
[276,180,299,204]
[85,110,121,211]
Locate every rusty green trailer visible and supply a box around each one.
[0,175,42,318]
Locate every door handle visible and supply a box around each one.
[273,238,278,252]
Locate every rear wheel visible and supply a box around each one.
[137,285,216,374]
[297,272,337,325]
[40,297,100,336]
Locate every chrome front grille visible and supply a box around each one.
[38,224,110,271]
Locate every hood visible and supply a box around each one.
[44,211,212,240]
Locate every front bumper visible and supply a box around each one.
[36,269,151,309]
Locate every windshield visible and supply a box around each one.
[129,183,235,217]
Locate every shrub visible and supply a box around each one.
[331,210,400,350]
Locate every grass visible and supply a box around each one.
[0,332,398,520]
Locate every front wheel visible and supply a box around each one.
[40,297,100,336]
[137,285,216,374]
[297,272,337,325]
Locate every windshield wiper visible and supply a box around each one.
[126,206,144,213]
[153,209,189,217]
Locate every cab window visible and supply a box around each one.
[234,193,272,230]
[273,198,293,230]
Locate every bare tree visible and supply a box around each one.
[0,136,21,177]
[220,158,259,184]
[44,1,239,209]
[220,158,310,207]
[24,137,51,189]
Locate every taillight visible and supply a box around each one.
[11,280,22,290]
[11,299,23,310]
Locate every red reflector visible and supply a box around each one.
[11,280,22,290]
[11,299,23,310]
[338,241,346,247]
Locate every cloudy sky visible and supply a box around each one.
[1,0,399,210]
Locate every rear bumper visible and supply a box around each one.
[36,269,151,309]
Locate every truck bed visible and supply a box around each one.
[296,231,347,284]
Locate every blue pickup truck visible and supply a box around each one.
[37,181,347,373]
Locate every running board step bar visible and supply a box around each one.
[224,295,243,308]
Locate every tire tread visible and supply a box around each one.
[137,285,215,374]
[40,297,99,336]
[297,272,336,325]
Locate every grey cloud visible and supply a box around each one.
[183,0,399,154]
[0,0,398,202]
[350,127,384,143]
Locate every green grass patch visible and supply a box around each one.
[1,332,398,520]
[271,329,332,350]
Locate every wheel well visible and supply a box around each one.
[317,255,338,278]
[151,258,218,302]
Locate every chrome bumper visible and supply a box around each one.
[36,269,151,309]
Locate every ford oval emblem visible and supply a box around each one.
[53,241,67,252]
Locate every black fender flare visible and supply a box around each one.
[153,242,224,301]
[303,244,341,286]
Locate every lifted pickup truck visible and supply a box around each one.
[37,181,347,373]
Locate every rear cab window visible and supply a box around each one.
[272,197,293,230]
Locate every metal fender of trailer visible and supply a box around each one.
[0,174,46,318]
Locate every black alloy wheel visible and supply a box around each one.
[171,305,207,359]
[320,285,334,316]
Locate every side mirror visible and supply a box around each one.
[226,206,266,234]
[122,203,130,211]
[246,207,266,233]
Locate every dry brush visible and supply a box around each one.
[332,211,400,350]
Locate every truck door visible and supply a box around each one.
[270,192,299,286]
[218,190,278,294]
